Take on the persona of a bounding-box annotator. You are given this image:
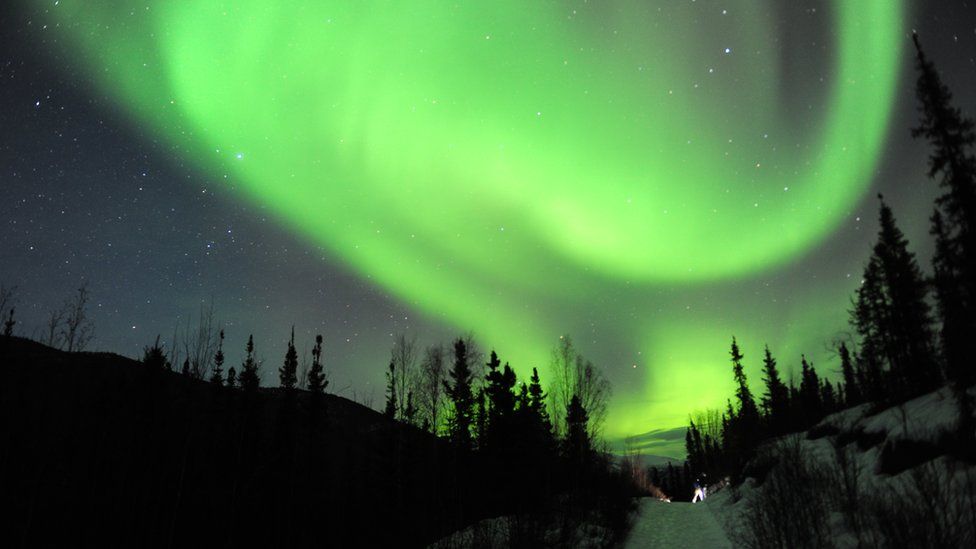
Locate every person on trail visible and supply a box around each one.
[692,479,704,503]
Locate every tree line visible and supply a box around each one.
[684,33,976,484]
[137,322,631,542]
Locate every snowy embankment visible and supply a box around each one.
[708,386,976,548]
[623,499,731,548]
[429,513,620,548]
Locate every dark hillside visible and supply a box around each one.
[0,337,494,548]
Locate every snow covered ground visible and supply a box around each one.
[623,499,731,548]
[707,385,976,547]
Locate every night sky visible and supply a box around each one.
[2,1,976,457]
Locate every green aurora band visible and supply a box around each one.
[37,1,903,442]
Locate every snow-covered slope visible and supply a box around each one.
[708,386,976,548]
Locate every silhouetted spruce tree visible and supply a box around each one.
[484,350,516,451]
[563,394,590,469]
[931,211,969,383]
[730,338,760,429]
[279,327,298,390]
[238,335,260,391]
[933,213,976,451]
[142,335,167,369]
[874,196,939,394]
[443,338,474,450]
[515,381,529,410]
[483,352,501,415]
[838,342,862,406]
[3,307,14,337]
[721,339,760,473]
[306,334,327,392]
[515,376,556,486]
[210,330,225,385]
[721,399,734,452]
[852,254,887,392]
[692,423,706,474]
[760,345,789,435]
[384,360,397,419]
[686,420,705,474]
[799,355,822,424]
[821,380,837,414]
[705,434,721,476]
[226,366,237,389]
[912,34,976,386]
[528,367,552,433]
[181,357,190,377]
[403,390,416,425]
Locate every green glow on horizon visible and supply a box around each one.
[38,1,902,442]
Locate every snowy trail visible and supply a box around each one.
[624,499,732,548]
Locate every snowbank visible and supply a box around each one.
[708,385,976,548]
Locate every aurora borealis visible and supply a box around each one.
[4,1,975,455]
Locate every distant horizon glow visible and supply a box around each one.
[36,1,903,443]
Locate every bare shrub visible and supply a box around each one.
[390,333,418,423]
[182,301,219,380]
[60,284,94,352]
[548,335,611,440]
[829,442,866,544]
[733,435,831,549]
[863,459,976,548]
[417,343,446,434]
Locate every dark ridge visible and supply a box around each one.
[0,336,501,548]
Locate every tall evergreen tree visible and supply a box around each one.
[483,351,516,451]
[851,198,939,400]
[852,255,888,402]
[563,394,590,468]
[931,211,968,382]
[306,334,327,393]
[721,399,735,453]
[528,367,552,432]
[238,335,261,391]
[210,329,225,386]
[686,420,705,475]
[403,391,416,425]
[838,342,861,406]
[226,366,237,389]
[279,327,298,389]
[874,197,939,393]
[730,338,759,424]
[723,339,760,473]
[821,380,837,414]
[384,360,397,419]
[913,35,976,427]
[515,382,529,410]
[912,35,976,354]
[759,345,789,434]
[799,355,822,423]
[443,338,474,450]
